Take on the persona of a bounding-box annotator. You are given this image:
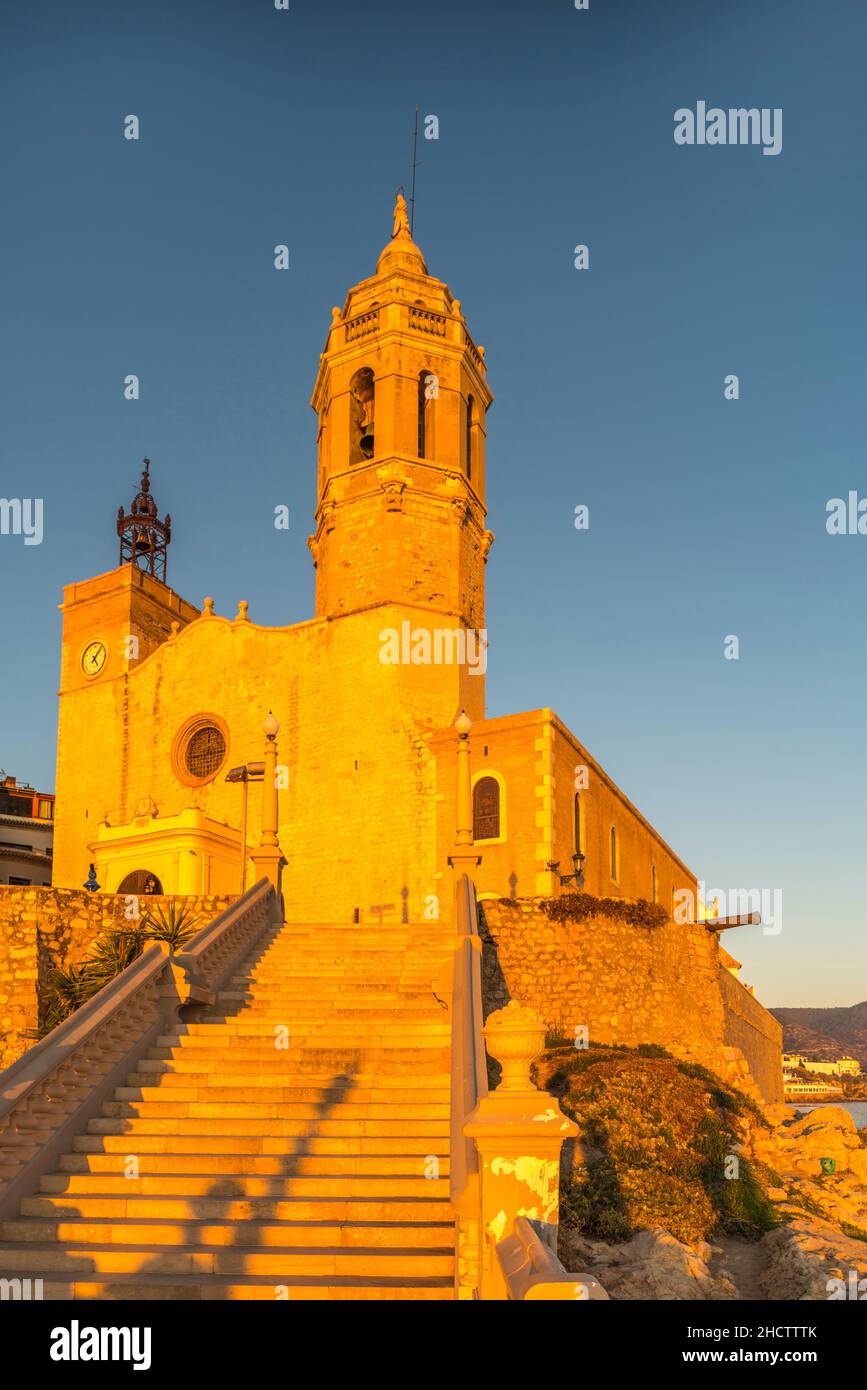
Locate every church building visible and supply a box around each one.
[52,196,698,925]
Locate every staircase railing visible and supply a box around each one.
[496,1216,609,1301]
[449,872,487,1298]
[0,878,278,1220]
[450,883,602,1300]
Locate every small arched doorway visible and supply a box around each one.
[117,869,163,896]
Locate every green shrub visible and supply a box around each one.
[541,1044,780,1246]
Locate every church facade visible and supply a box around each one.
[53,198,698,925]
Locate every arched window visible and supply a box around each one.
[349,367,375,463]
[651,864,658,904]
[573,792,582,855]
[610,826,619,882]
[418,369,435,458]
[465,394,474,481]
[473,776,500,841]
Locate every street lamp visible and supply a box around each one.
[225,760,265,895]
[546,851,586,890]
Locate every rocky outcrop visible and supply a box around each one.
[562,1102,867,1300]
[563,1227,739,1300]
[760,1216,867,1300]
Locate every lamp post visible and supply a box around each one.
[448,709,481,886]
[455,710,473,848]
[249,711,286,894]
[225,760,265,894]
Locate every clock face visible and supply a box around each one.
[81,641,107,677]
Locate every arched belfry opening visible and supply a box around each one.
[350,367,375,463]
[465,395,475,481]
[418,369,436,459]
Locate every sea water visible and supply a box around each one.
[787,1101,867,1127]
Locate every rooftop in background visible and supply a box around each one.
[0,774,55,822]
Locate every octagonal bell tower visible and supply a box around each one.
[309,195,494,633]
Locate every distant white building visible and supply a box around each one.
[783,1052,861,1078]
[782,1072,843,1098]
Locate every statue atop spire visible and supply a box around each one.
[392,191,411,240]
[377,191,427,276]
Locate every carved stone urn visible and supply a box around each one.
[482,1001,547,1091]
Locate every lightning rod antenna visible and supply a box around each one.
[410,106,419,237]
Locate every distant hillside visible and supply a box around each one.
[771,1002,867,1069]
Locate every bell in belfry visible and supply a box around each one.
[350,367,375,460]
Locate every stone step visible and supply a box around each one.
[118,1082,449,1105]
[22,1194,452,1222]
[249,949,452,962]
[87,1117,449,1138]
[175,1022,450,1037]
[0,1216,453,1249]
[254,928,451,940]
[6,1270,454,1300]
[211,1007,446,1022]
[41,1173,450,1198]
[216,994,440,1010]
[99,1100,450,1120]
[132,1065,450,1086]
[59,1152,450,1177]
[229,976,441,988]
[0,1241,454,1278]
[73,1134,447,1156]
[153,1035,451,1056]
[120,1078,447,1100]
[174,1023,447,1034]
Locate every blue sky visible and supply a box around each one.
[1,0,864,1005]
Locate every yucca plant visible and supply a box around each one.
[23,901,203,1047]
[87,926,145,989]
[26,960,103,1039]
[139,900,201,951]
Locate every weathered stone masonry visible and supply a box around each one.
[480,897,783,1105]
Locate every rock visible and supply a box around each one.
[787,1106,857,1138]
[760,1216,867,1300]
[562,1226,738,1300]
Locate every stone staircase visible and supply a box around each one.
[0,921,458,1299]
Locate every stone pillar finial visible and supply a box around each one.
[466,1000,578,1298]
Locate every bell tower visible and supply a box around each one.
[309,195,494,631]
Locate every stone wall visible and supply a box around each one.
[480,896,782,1105]
[0,886,233,1070]
[720,967,785,1104]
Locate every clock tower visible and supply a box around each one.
[57,460,197,697]
[53,462,199,883]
